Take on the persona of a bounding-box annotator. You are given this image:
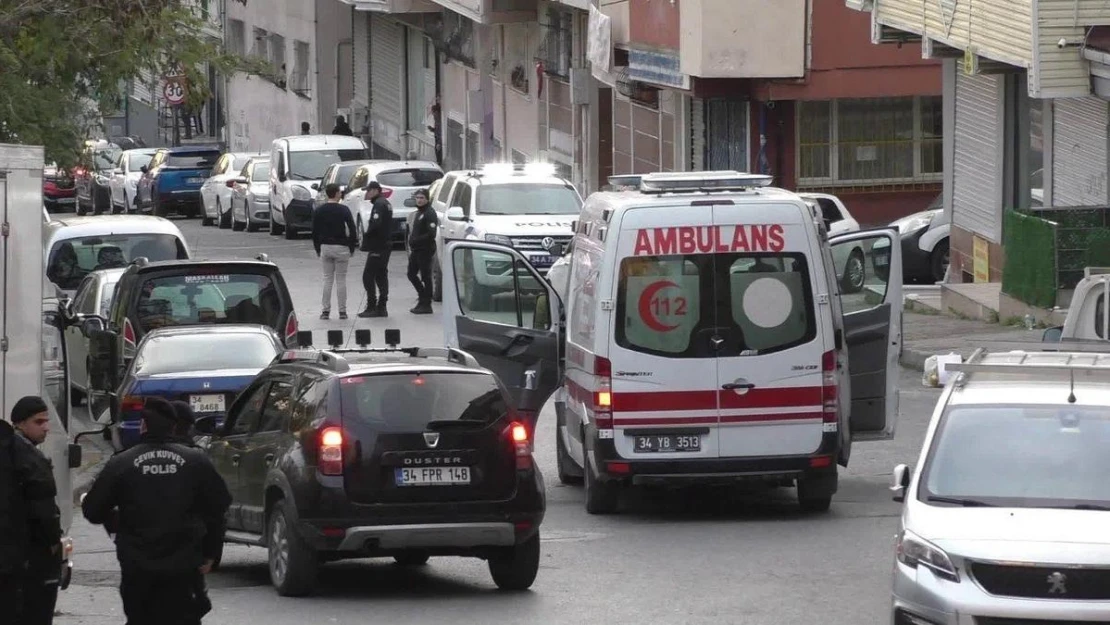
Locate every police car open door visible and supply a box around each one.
[441,241,564,424]
[828,229,901,441]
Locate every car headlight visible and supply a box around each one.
[892,212,934,235]
[895,529,959,581]
[485,234,513,246]
[291,185,312,201]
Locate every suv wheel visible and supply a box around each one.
[393,552,430,566]
[487,532,540,591]
[267,500,318,596]
[584,455,619,515]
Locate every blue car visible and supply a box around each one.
[136,147,221,218]
[112,324,284,450]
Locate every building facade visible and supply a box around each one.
[850,0,1110,283]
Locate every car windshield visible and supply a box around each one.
[46,234,187,290]
[133,332,280,376]
[135,272,283,333]
[128,153,153,170]
[166,152,220,169]
[922,405,1110,508]
[476,183,581,215]
[251,163,271,182]
[376,168,443,188]
[338,372,509,432]
[93,149,121,171]
[287,148,370,181]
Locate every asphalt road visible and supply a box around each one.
[56,215,941,625]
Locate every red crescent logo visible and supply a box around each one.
[638,280,680,332]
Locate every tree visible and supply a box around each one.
[0,0,261,167]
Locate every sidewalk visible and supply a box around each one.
[899,310,1044,370]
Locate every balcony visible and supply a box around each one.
[856,0,1104,98]
[424,0,537,23]
[337,0,441,13]
[678,0,806,79]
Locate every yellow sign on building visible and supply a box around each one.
[973,236,990,283]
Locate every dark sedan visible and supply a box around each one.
[111,324,283,450]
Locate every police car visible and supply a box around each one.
[441,171,903,514]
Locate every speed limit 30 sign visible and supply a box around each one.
[163,79,186,106]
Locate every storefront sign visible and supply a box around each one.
[629,48,690,90]
[973,235,989,282]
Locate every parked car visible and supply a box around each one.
[189,333,545,596]
[201,151,267,227]
[108,149,157,214]
[799,193,868,294]
[311,160,381,210]
[75,141,122,216]
[888,194,948,284]
[136,146,222,217]
[228,157,271,232]
[268,134,371,239]
[63,268,127,406]
[43,163,77,212]
[107,324,284,450]
[43,214,191,297]
[341,161,443,245]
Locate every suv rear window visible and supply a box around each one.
[47,234,188,290]
[615,253,815,357]
[376,168,443,187]
[135,272,282,333]
[338,372,508,432]
[166,152,220,168]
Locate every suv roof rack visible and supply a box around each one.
[1084,266,1110,278]
[948,345,1110,388]
[609,170,774,195]
[278,330,483,372]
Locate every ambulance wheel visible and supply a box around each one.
[555,421,583,485]
[841,249,866,294]
[584,455,620,515]
[797,471,837,513]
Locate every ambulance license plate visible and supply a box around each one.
[395,467,471,486]
[634,434,701,453]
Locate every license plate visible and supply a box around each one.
[190,394,225,414]
[187,177,204,184]
[633,434,701,453]
[529,255,555,266]
[395,466,471,486]
[57,197,76,204]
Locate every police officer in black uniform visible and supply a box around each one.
[82,397,231,625]
[407,188,438,315]
[358,181,393,318]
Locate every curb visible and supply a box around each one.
[899,347,931,372]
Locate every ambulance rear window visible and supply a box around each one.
[615,253,815,357]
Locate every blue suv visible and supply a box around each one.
[137,147,221,217]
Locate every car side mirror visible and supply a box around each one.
[311,183,319,190]
[570,220,577,233]
[193,415,223,435]
[79,316,106,338]
[549,242,564,257]
[891,464,910,503]
[140,165,148,174]
[1042,326,1063,342]
[446,206,467,221]
[68,443,82,469]
[87,329,120,392]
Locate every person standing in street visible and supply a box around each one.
[312,183,358,320]
[332,115,353,136]
[407,188,438,315]
[82,397,231,625]
[0,396,63,625]
[358,181,393,318]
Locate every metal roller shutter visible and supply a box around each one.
[952,72,1002,242]
[353,13,370,108]
[370,14,404,156]
[1053,97,1109,206]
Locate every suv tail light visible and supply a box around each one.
[123,319,136,348]
[319,426,344,475]
[593,356,613,431]
[285,312,299,346]
[121,396,145,413]
[822,349,838,424]
[510,422,532,470]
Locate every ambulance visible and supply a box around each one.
[440,171,902,515]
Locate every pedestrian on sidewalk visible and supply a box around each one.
[332,115,353,136]
[313,183,358,320]
[358,181,393,318]
[82,397,231,625]
[407,188,438,314]
[0,396,63,625]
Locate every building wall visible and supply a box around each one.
[1052,96,1109,206]
[226,0,318,151]
[628,0,679,50]
[612,90,680,174]
[315,0,350,127]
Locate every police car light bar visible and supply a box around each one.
[478,162,558,177]
[637,171,774,194]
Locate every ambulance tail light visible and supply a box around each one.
[822,349,838,423]
[593,356,613,430]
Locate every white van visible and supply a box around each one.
[440,171,903,514]
[268,134,370,239]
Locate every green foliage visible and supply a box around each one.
[1001,210,1057,309]
[1083,228,1110,268]
[0,0,263,168]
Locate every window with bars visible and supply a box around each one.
[797,96,943,185]
[538,6,572,78]
[228,19,246,56]
[291,40,310,96]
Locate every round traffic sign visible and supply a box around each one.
[163,79,186,106]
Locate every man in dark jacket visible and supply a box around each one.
[331,115,353,136]
[82,397,231,625]
[358,181,393,318]
[312,183,358,320]
[407,188,438,314]
[0,396,64,625]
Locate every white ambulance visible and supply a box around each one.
[440,171,902,515]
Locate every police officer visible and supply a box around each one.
[82,397,231,625]
[358,181,393,318]
[407,188,437,315]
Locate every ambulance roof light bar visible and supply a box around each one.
[630,171,774,195]
[476,162,558,178]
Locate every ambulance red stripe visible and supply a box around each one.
[611,387,823,412]
[612,412,822,426]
